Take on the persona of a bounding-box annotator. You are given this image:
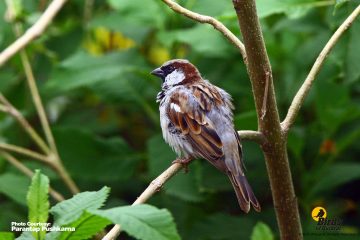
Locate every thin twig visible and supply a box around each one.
[0,151,65,202]
[0,0,68,66]
[281,5,360,133]
[4,0,80,195]
[237,130,266,145]
[0,142,49,163]
[6,3,60,156]
[19,49,59,156]
[161,0,247,62]
[0,94,50,154]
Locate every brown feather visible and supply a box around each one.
[178,113,189,134]
[200,124,223,149]
[228,173,261,213]
[184,116,201,134]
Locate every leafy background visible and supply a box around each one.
[0,0,359,239]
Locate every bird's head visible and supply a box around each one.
[151,59,201,88]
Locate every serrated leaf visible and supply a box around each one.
[251,222,274,240]
[0,173,30,206]
[0,232,15,240]
[91,204,180,240]
[50,187,110,226]
[47,212,110,240]
[27,170,49,240]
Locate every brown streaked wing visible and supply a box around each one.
[167,90,224,162]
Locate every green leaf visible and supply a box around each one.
[11,0,23,19]
[107,0,165,29]
[190,1,233,16]
[256,0,333,19]
[50,187,110,226]
[346,18,360,83]
[251,222,274,240]
[309,163,360,195]
[91,204,180,240]
[27,170,49,240]
[90,12,150,43]
[165,161,204,202]
[54,127,139,181]
[47,212,111,240]
[0,232,15,240]
[315,81,358,134]
[45,50,144,94]
[158,25,232,57]
[147,134,176,178]
[16,231,35,240]
[334,0,351,9]
[288,128,305,159]
[200,163,231,192]
[190,213,255,240]
[0,173,30,206]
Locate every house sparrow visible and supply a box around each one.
[151,59,260,213]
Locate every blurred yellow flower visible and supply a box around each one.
[83,27,135,55]
[148,45,171,65]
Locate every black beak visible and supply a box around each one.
[150,67,165,79]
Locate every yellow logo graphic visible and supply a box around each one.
[311,206,327,221]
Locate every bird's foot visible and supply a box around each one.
[172,157,193,173]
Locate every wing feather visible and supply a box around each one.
[167,87,223,161]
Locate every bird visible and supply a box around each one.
[151,59,260,213]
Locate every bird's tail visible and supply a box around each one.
[228,173,261,213]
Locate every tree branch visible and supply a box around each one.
[161,0,247,61]
[0,0,67,67]
[237,130,266,145]
[0,142,50,163]
[0,94,50,154]
[6,0,60,157]
[232,0,302,239]
[0,151,65,202]
[282,5,360,133]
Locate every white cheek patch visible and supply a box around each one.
[170,103,181,112]
[165,69,185,86]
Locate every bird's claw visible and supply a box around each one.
[172,157,193,173]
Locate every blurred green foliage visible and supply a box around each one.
[0,0,359,239]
